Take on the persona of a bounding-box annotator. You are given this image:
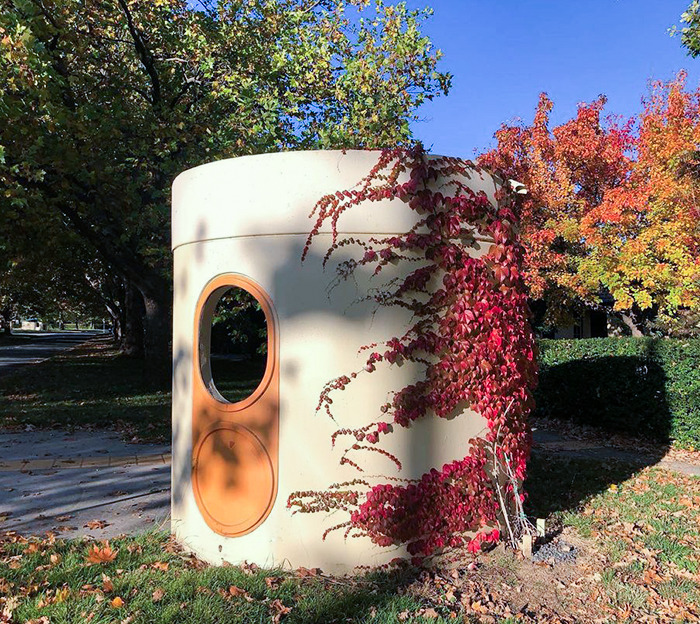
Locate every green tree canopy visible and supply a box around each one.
[0,0,450,378]
[675,1,700,57]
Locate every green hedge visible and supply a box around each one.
[535,338,700,447]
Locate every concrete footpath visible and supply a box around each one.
[2,423,699,541]
[532,426,700,477]
[0,430,170,539]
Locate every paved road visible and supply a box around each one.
[0,331,102,376]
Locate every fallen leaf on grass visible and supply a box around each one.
[269,598,292,623]
[50,553,61,565]
[241,560,260,575]
[151,561,169,571]
[469,600,488,614]
[86,542,118,564]
[102,574,114,592]
[218,585,254,603]
[2,596,19,619]
[110,596,125,608]
[152,588,165,602]
[419,607,439,619]
[265,576,282,589]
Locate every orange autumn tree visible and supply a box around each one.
[480,76,700,335]
[581,74,700,335]
[479,94,635,330]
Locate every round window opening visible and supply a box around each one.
[201,286,268,404]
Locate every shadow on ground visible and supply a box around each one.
[526,346,677,521]
[0,336,170,442]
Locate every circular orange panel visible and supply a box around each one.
[193,424,275,535]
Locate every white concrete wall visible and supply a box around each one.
[172,150,501,572]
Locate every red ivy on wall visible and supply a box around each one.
[288,146,537,561]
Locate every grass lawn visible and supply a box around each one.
[0,530,440,624]
[2,458,699,623]
[0,338,171,443]
[0,338,266,444]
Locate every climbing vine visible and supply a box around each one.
[288,146,538,561]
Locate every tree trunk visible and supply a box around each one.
[0,309,11,335]
[142,286,171,388]
[620,313,644,337]
[122,282,145,357]
[110,310,122,343]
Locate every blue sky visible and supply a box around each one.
[406,1,700,157]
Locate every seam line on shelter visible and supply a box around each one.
[172,232,495,252]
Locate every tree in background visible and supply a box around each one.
[478,94,635,331]
[581,74,700,337]
[480,76,700,336]
[0,203,111,334]
[0,0,450,381]
[676,0,700,57]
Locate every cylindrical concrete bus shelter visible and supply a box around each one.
[171,150,504,572]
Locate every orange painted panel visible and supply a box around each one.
[192,274,279,537]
